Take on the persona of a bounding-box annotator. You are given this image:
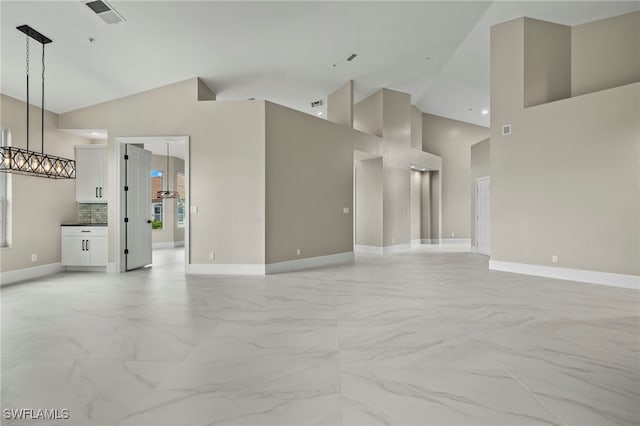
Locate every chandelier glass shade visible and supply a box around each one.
[0,25,76,179]
[1,146,76,178]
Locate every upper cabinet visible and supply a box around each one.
[75,145,107,203]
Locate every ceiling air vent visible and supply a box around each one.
[310,100,324,108]
[83,0,126,24]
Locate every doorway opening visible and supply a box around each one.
[115,136,190,273]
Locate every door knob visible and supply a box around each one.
[147,220,152,223]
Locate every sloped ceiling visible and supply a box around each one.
[1,1,637,127]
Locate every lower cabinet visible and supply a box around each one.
[61,227,108,267]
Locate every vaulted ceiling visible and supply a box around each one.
[2,1,637,127]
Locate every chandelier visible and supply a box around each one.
[0,25,76,179]
[156,143,179,199]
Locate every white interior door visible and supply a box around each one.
[125,145,152,270]
[476,177,491,256]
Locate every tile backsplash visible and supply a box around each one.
[77,203,108,224]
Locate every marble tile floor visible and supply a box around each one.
[1,246,638,426]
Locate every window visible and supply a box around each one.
[0,129,10,247]
[177,172,185,227]
[151,202,163,229]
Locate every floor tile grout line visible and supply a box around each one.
[494,358,571,426]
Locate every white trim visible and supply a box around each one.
[421,239,432,245]
[64,266,107,272]
[266,252,354,274]
[410,239,422,247]
[152,241,185,249]
[0,263,63,286]
[383,244,411,254]
[187,263,265,275]
[355,245,383,254]
[489,260,640,290]
[439,238,471,245]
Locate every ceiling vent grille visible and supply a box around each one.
[83,0,126,24]
[310,100,324,108]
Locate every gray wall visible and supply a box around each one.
[264,101,380,264]
[491,16,639,276]
[382,89,411,247]
[60,78,266,266]
[327,80,353,128]
[572,11,640,97]
[0,95,90,272]
[470,138,490,247]
[354,90,383,138]
[355,157,383,247]
[523,18,571,108]
[422,113,489,241]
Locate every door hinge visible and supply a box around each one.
[124,249,129,255]
[124,217,129,223]
[124,154,129,160]
[124,186,129,191]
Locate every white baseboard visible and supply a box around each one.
[411,239,422,247]
[64,266,107,272]
[0,262,64,286]
[187,263,266,275]
[421,239,433,245]
[152,241,185,249]
[355,245,383,254]
[383,244,411,254]
[489,260,640,290]
[437,238,471,244]
[266,252,354,274]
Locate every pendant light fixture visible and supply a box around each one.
[156,143,179,199]
[0,25,76,179]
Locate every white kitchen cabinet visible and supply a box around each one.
[75,145,107,203]
[61,226,108,267]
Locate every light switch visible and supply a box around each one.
[190,205,198,213]
[343,207,349,214]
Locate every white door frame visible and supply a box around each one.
[475,176,490,256]
[115,136,190,273]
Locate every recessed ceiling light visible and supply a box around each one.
[91,131,100,136]
[481,109,489,115]
[317,111,323,116]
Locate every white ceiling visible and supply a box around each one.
[2,1,638,128]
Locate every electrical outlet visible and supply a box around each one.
[31,254,37,262]
[451,232,455,237]
[552,255,559,264]
[296,248,301,256]
[190,205,198,214]
[343,207,349,214]
[209,252,215,261]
